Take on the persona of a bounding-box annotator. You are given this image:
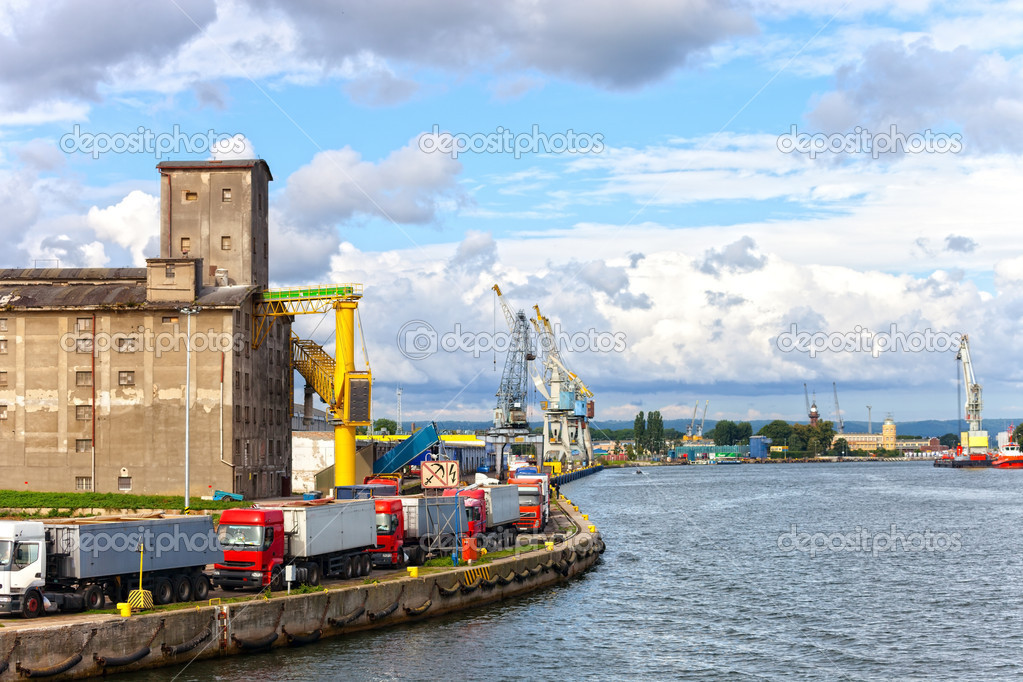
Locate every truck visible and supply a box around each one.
[211,499,376,591]
[441,485,519,550]
[0,514,221,618]
[370,495,468,567]
[509,477,549,532]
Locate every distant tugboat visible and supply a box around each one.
[991,425,1023,468]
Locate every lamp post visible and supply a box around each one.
[180,306,201,508]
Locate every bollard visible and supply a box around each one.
[582,514,588,520]
[573,506,578,512]
[588,525,596,533]
[407,566,419,579]
[545,541,554,551]
[117,602,132,618]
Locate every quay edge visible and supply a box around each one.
[0,492,604,680]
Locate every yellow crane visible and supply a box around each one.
[253,284,371,487]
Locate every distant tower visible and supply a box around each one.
[809,394,820,426]
[396,386,404,435]
[882,414,896,450]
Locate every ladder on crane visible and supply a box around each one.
[253,284,372,487]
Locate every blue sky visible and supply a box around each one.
[3,0,1023,430]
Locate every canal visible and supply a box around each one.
[127,462,1023,680]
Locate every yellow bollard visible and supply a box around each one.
[545,541,554,551]
[573,506,578,512]
[407,566,419,578]
[117,602,132,618]
[582,514,588,520]
[588,525,596,533]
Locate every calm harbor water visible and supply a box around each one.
[130,463,1023,680]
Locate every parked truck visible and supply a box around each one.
[211,499,377,591]
[509,477,549,532]
[370,495,468,567]
[0,514,221,618]
[442,484,519,550]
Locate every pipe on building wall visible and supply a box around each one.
[220,351,233,469]
[91,312,96,491]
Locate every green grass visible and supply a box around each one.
[0,490,249,513]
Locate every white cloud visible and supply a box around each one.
[210,133,255,160]
[86,190,159,266]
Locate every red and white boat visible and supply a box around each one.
[991,425,1023,468]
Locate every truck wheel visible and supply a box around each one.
[306,562,321,586]
[22,589,43,618]
[83,584,105,610]
[173,575,193,602]
[342,557,354,580]
[153,578,174,605]
[270,567,283,591]
[192,575,211,600]
[361,554,372,576]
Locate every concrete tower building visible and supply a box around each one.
[0,160,291,498]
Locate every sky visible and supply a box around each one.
[2,0,1023,432]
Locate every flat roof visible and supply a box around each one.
[156,159,272,180]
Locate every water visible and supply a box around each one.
[130,463,1023,680]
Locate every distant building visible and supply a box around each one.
[0,160,292,498]
[834,416,897,451]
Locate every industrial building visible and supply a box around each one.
[0,160,292,498]
[834,416,897,452]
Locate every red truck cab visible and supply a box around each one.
[363,475,401,496]
[212,508,285,590]
[508,478,545,532]
[371,498,406,567]
[441,488,487,538]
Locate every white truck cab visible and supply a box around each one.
[0,521,47,617]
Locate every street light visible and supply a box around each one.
[180,306,201,508]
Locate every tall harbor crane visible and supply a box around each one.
[684,403,698,440]
[956,333,989,457]
[491,284,535,428]
[833,382,844,434]
[253,284,371,487]
[697,400,709,439]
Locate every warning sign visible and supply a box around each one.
[421,461,459,489]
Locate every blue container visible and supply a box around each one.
[558,392,574,410]
[334,483,396,499]
[302,491,323,501]
[573,400,587,416]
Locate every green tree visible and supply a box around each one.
[788,434,804,451]
[1013,424,1023,446]
[373,418,398,435]
[735,421,753,445]
[648,410,665,454]
[939,433,959,449]
[710,419,737,446]
[625,443,636,460]
[758,419,793,443]
[832,437,849,456]
[633,412,646,455]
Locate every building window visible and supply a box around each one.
[118,476,132,491]
[76,317,92,333]
[75,476,92,491]
[76,405,92,421]
[76,371,92,387]
[180,237,191,253]
[183,190,198,202]
[0,371,7,386]
[75,439,91,453]
[234,404,241,422]
[222,188,232,202]
[118,371,135,386]
[0,318,7,331]
[0,339,6,354]
[221,235,231,250]
[75,338,92,354]
[0,404,7,420]
[166,264,175,279]
[116,336,138,353]
[244,406,249,423]
[162,316,179,324]
[234,371,240,389]
[245,373,249,391]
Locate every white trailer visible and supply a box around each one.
[391,495,467,566]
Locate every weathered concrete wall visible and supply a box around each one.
[0,501,604,680]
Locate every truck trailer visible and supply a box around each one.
[371,495,468,566]
[211,499,377,591]
[0,514,221,618]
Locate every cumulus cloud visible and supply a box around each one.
[251,0,757,90]
[807,39,1023,152]
[577,260,651,309]
[0,0,216,107]
[210,134,255,160]
[86,190,160,266]
[944,234,977,253]
[281,137,464,228]
[699,236,766,276]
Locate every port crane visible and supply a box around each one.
[486,284,541,476]
[253,284,371,487]
[529,304,594,469]
[833,382,844,434]
[956,333,989,457]
[697,400,709,439]
[684,403,698,440]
